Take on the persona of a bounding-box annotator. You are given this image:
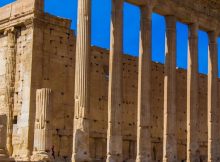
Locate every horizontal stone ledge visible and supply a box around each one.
[126,0,220,33]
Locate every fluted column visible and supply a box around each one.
[207,31,218,162]
[31,88,53,161]
[187,24,199,162]
[136,4,152,162]
[72,0,91,161]
[163,16,177,162]
[4,27,17,156]
[106,0,123,162]
[0,115,8,159]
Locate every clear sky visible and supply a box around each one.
[1,0,219,75]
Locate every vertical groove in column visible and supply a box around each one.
[136,4,152,162]
[207,31,218,162]
[187,24,199,162]
[72,0,91,161]
[107,0,123,162]
[31,88,52,161]
[163,16,177,162]
[5,28,17,156]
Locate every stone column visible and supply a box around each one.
[4,27,17,156]
[0,115,8,159]
[31,88,53,162]
[106,0,123,162]
[163,16,177,162]
[207,31,218,162]
[136,4,152,162]
[186,24,199,162]
[72,0,91,161]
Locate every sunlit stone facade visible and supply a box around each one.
[0,0,220,162]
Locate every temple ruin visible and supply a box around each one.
[0,0,220,161]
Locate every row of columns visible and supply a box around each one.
[72,0,219,162]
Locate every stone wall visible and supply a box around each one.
[89,47,211,161]
[23,14,76,161]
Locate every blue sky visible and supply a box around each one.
[1,0,219,75]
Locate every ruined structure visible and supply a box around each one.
[0,0,220,161]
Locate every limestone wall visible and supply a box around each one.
[27,14,76,161]
[89,47,211,161]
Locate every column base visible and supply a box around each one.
[0,149,14,162]
[163,157,178,162]
[106,154,122,162]
[14,149,30,161]
[136,155,151,162]
[0,148,8,158]
[71,153,91,162]
[31,151,53,162]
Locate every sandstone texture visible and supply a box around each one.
[0,0,220,162]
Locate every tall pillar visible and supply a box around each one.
[31,88,53,161]
[72,0,91,161]
[207,31,218,162]
[106,0,123,162]
[163,16,177,162]
[186,24,199,162]
[136,4,152,162]
[4,27,17,156]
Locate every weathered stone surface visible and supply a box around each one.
[0,115,7,159]
[207,32,219,162]
[71,0,91,161]
[0,115,14,162]
[187,24,199,162]
[0,0,220,162]
[31,88,53,162]
[107,0,123,162]
[163,16,177,162]
[5,27,17,157]
[136,4,152,162]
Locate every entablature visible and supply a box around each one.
[126,0,220,34]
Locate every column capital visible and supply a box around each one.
[112,0,124,8]
[188,23,198,38]
[165,15,176,30]
[208,31,218,44]
[24,18,34,29]
[140,4,152,20]
[3,27,16,36]
[140,0,155,8]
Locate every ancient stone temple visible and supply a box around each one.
[0,0,220,161]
